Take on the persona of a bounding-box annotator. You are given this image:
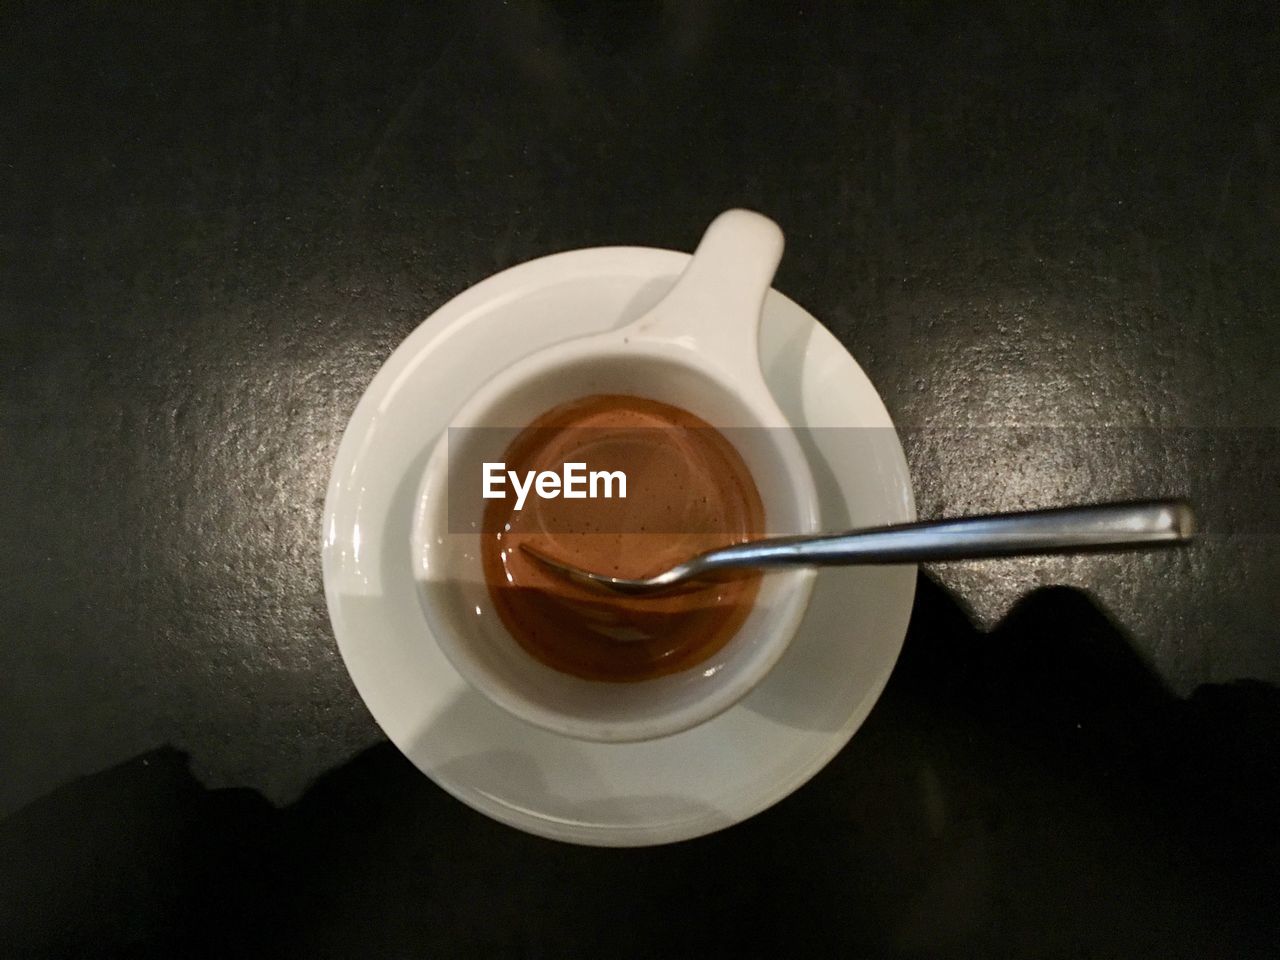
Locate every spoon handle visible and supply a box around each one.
[698,500,1196,571]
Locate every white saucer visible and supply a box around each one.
[321,246,916,846]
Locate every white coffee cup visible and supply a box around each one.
[411,210,820,742]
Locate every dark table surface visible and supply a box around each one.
[3,2,1278,957]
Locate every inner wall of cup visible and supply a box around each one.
[424,353,812,734]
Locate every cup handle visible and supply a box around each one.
[632,209,784,378]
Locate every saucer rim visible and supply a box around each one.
[321,244,916,846]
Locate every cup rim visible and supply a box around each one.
[412,337,820,742]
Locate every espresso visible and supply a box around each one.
[480,394,764,682]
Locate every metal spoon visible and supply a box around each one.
[520,500,1196,597]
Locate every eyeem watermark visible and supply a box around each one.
[482,462,627,511]
[451,426,1280,534]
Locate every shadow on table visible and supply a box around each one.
[2,574,1278,959]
